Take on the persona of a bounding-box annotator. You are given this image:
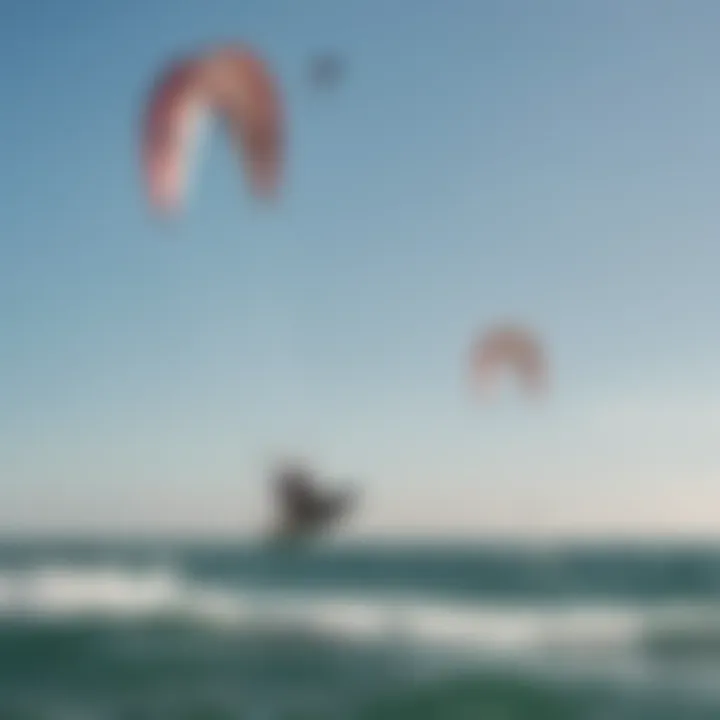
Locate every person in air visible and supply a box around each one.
[269,460,357,544]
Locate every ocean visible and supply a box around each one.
[1,539,720,719]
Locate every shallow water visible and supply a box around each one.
[1,540,720,718]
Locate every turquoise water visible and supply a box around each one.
[1,541,720,718]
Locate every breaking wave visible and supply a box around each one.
[2,564,720,663]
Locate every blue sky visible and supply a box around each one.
[2,1,720,537]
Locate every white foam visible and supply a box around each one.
[0,565,185,618]
[0,565,718,662]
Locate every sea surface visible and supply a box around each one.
[2,539,720,718]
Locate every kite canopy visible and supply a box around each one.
[308,53,344,90]
[142,43,284,213]
[470,323,548,399]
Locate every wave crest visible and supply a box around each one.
[1,564,720,662]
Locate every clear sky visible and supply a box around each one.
[2,1,720,538]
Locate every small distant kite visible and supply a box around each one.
[469,323,548,400]
[308,53,345,90]
[142,42,284,214]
